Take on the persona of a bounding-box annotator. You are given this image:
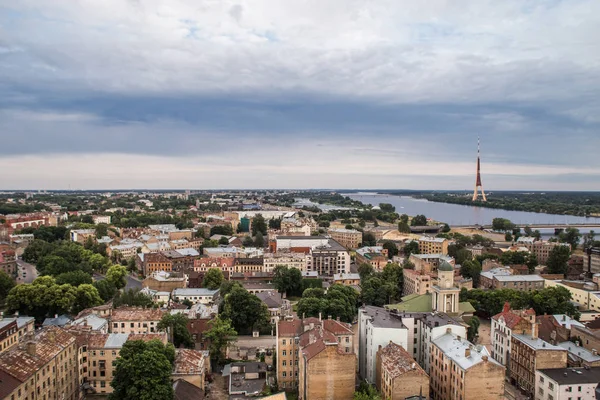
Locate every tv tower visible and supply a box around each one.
[472,136,487,202]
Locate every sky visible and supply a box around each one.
[1,0,600,190]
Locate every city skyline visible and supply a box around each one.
[1,1,600,190]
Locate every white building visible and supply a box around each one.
[172,288,220,305]
[535,367,600,400]
[263,252,309,272]
[92,215,112,224]
[491,303,535,368]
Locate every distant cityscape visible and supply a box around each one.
[0,190,599,400]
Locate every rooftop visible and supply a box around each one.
[173,349,205,375]
[558,342,600,363]
[70,314,108,331]
[419,236,447,243]
[512,334,567,351]
[494,275,545,282]
[173,288,220,297]
[111,307,165,321]
[333,273,360,281]
[360,306,406,329]
[537,367,600,385]
[433,332,500,370]
[378,342,426,379]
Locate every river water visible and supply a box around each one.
[342,193,600,228]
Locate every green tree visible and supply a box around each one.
[361,276,396,307]
[546,245,571,275]
[157,313,194,348]
[559,228,581,251]
[6,276,77,321]
[296,297,326,319]
[302,288,325,298]
[533,230,542,240]
[113,289,154,308]
[467,316,480,342]
[357,263,374,281]
[354,382,381,400]
[106,264,128,289]
[242,236,254,247]
[526,253,538,273]
[251,214,268,236]
[0,271,16,304]
[221,286,271,334]
[203,268,224,290]
[272,266,303,297]
[218,236,229,245]
[397,221,411,233]
[362,232,376,247]
[93,279,118,302]
[505,232,513,242]
[22,239,57,264]
[460,260,482,287]
[403,241,419,257]
[254,231,265,247]
[382,241,398,259]
[55,270,93,286]
[204,317,237,365]
[411,214,427,226]
[492,218,515,231]
[88,253,110,272]
[524,226,533,236]
[73,284,103,314]
[109,340,175,400]
[95,223,109,237]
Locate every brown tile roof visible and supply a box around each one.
[301,339,326,360]
[586,317,600,330]
[322,319,352,335]
[378,342,427,379]
[492,303,535,330]
[0,368,22,398]
[86,334,110,349]
[278,319,302,337]
[173,349,205,375]
[127,333,167,343]
[173,378,205,400]
[0,326,76,382]
[111,307,165,322]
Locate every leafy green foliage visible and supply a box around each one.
[360,263,403,306]
[362,232,376,247]
[467,316,480,342]
[403,241,419,257]
[202,268,224,290]
[106,265,128,289]
[210,224,233,236]
[204,316,237,365]
[558,228,581,251]
[460,260,482,287]
[296,284,359,322]
[0,271,16,304]
[221,286,271,334]
[354,381,381,400]
[109,340,175,400]
[55,270,93,286]
[546,245,572,275]
[382,241,398,259]
[272,266,303,297]
[157,313,194,349]
[251,214,268,236]
[113,289,154,308]
[492,218,516,231]
[93,279,118,302]
[411,214,428,226]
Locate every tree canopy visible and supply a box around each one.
[204,316,237,365]
[157,313,194,349]
[296,284,359,323]
[272,266,303,297]
[411,214,427,226]
[221,286,271,334]
[546,245,572,275]
[202,268,224,290]
[109,340,175,400]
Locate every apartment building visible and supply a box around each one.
[82,332,168,396]
[276,316,354,391]
[545,279,600,312]
[418,236,449,255]
[272,236,351,276]
[517,238,571,264]
[491,302,535,369]
[491,275,545,291]
[233,257,265,273]
[194,256,235,276]
[332,273,361,287]
[0,249,17,276]
[535,367,600,400]
[409,253,455,272]
[297,320,355,400]
[376,342,429,400]
[110,307,165,334]
[0,326,79,400]
[142,271,186,292]
[0,319,18,354]
[430,331,505,400]
[584,247,600,276]
[403,268,432,295]
[172,348,206,391]
[108,242,142,260]
[92,215,111,224]
[70,229,96,244]
[358,306,409,384]
[356,246,389,270]
[510,333,568,396]
[263,253,308,273]
[327,228,362,249]
[172,288,220,305]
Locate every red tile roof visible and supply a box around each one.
[278,319,302,337]
[492,303,534,330]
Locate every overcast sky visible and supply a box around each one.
[1,0,599,190]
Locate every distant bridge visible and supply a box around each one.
[453,223,600,230]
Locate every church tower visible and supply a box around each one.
[432,261,460,313]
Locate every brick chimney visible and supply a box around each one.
[502,302,510,313]
[465,348,471,358]
[26,341,37,356]
[531,321,538,340]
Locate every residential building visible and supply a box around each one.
[535,367,600,400]
[403,268,433,295]
[0,319,18,354]
[491,302,535,369]
[327,228,362,249]
[510,333,568,396]
[491,275,545,291]
[298,321,355,400]
[480,267,512,289]
[358,306,409,384]
[545,279,600,311]
[263,252,308,273]
[234,257,265,273]
[516,238,571,264]
[276,316,354,390]
[256,291,290,325]
[142,271,187,292]
[409,253,455,273]
[376,342,429,400]
[418,236,448,255]
[110,307,165,334]
[172,348,206,391]
[571,325,600,353]
[203,246,263,258]
[332,273,361,287]
[193,256,235,276]
[584,247,600,276]
[82,332,167,396]
[172,288,220,305]
[273,236,351,276]
[224,362,268,397]
[107,242,142,260]
[0,326,79,400]
[0,249,17,276]
[92,215,111,224]
[356,246,389,270]
[558,341,600,367]
[430,331,505,400]
[70,229,96,244]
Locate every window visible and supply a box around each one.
[282,372,287,377]
[282,340,286,345]
[282,350,287,356]
[282,361,286,366]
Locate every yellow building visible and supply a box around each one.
[327,228,362,249]
[110,307,165,334]
[418,236,449,255]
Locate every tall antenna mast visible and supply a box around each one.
[472,135,487,202]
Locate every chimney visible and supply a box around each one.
[465,348,471,358]
[502,302,510,313]
[336,316,340,322]
[328,315,332,320]
[318,312,322,321]
[593,349,598,356]
[531,321,538,340]
[446,327,451,334]
[411,362,416,369]
[26,341,36,356]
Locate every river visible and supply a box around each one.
[342,193,600,228]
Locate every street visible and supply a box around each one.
[16,258,38,284]
[93,273,142,290]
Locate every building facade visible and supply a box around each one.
[376,342,429,400]
[327,228,362,249]
[418,236,449,255]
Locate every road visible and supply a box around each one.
[16,259,38,284]
[93,273,142,290]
